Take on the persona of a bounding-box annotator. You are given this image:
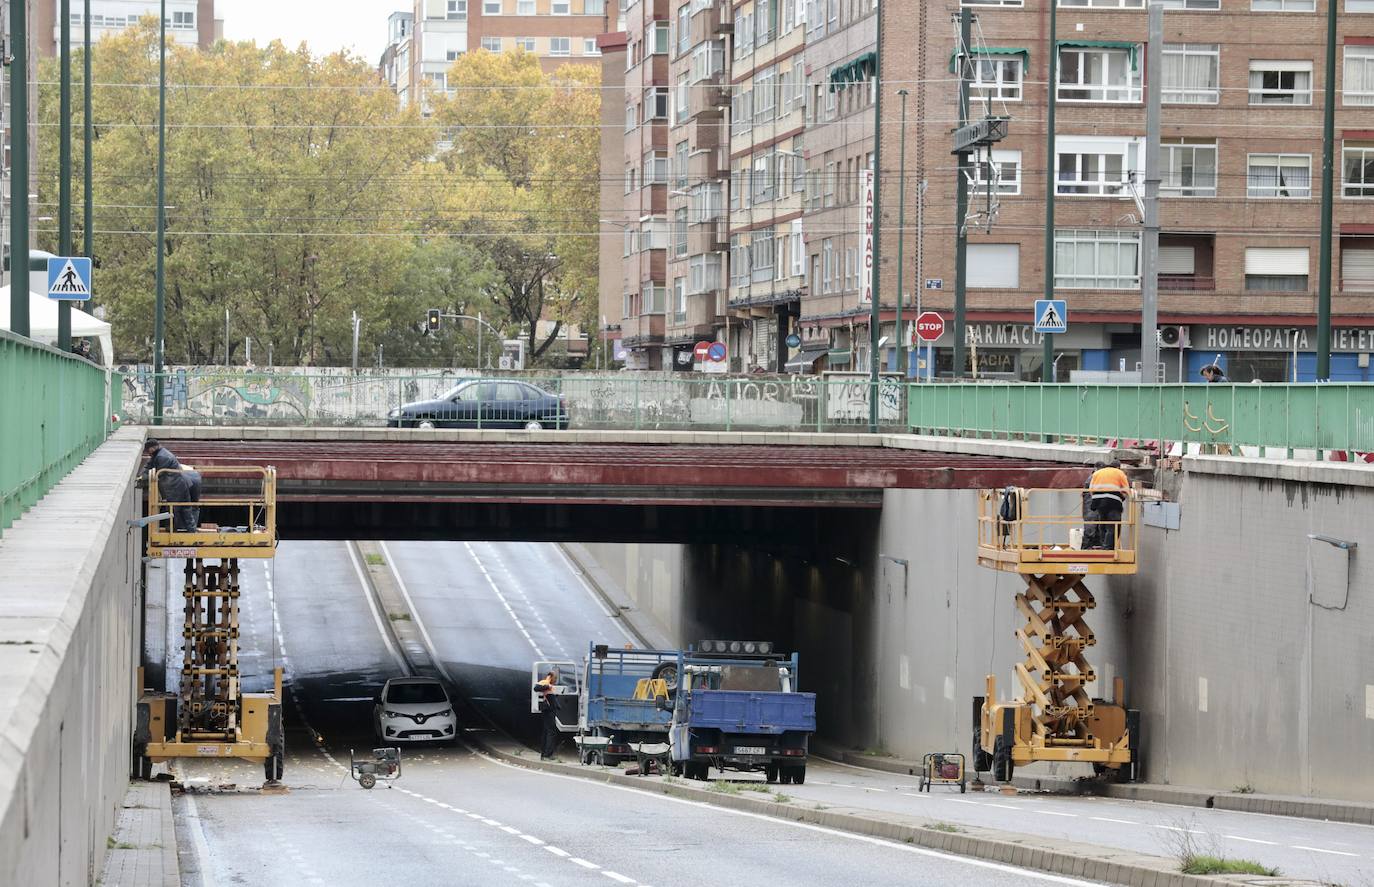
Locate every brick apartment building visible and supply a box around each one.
[600,0,1374,381]
[397,0,615,111]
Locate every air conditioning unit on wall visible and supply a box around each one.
[1159,325,1191,349]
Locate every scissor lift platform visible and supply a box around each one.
[973,487,1141,784]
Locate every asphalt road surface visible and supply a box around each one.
[166,541,1101,887]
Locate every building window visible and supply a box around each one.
[673,208,688,257]
[689,255,722,294]
[447,49,462,60]
[751,231,776,284]
[1162,44,1219,104]
[730,235,749,288]
[731,88,754,136]
[961,0,1024,5]
[517,0,535,12]
[1056,136,1141,196]
[644,86,668,119]
[642,284,667,313]
[675,141,689,188]
[972,149,1022,195]
[755,67,778,122]
[1161,138,1218,197]
[1058,44,1142,103]
[449,0,468,18]
[625,103,637,132]
[650,21,669,54]
[1054,229,1141,289]
[1343,141,1374,197]
[1154,0,1219,8]
[1252,0,1314,9]
[623,226,636,256]
[1247,153,1311,198]
[639,217,667,250]
[484,0,502,13]
[643,150,668,185]
[966,54,1024,102]
[550,36,571,55]
[821,239,834,293]
[1350,0,1374,9]
[967,244,1020,288]
[690,183,723,223]
[171,10,195,28]
[1248,60,1313,105]
[1341,239,1374,291]
[481,36,503,51]
[672,277,687,323]
[1244,247,1308,291]
[673,81,689,124]
[583,38,600,55]
[586,0,607,13]
[692,41,725,82]
[1059,0,1142,7]
[1344,47,1374,105]
[552,0,572,12]
[514,37,535,51]
[677,4,690,54]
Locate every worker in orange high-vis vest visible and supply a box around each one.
[1084,461,1130,550]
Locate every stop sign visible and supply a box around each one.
[916,311,945,342]
[693,341,712,360]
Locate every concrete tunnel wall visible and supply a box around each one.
[585,464,1374,803]
[0,428,144,886]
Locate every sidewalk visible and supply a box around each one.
[814,743,1374,827]
[98,781,180,887]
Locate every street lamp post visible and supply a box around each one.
[58,0,72,351]
[153,0,167,423]
[895,89,909,378]
[8,0,29,338]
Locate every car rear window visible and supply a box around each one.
[387,682,448,705]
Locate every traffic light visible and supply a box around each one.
[427,309,441,333]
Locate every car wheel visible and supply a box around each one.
[523,420,544,431]
[417,420,435,430]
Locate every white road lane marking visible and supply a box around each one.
[1223,835,1278,845]
[1292,845,1359,857]
[1035,810,1078,818]
[571,857,600,869]
[521,834,546,846]
[544,846,571,858]
[1090,817,1137,825]
[462,541,546,658]
[1153,825,1205,835]
[181,792,221,887]
[603,871,636,883]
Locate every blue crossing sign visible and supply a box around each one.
[47,257,93,301]
[1034,299,1067,334]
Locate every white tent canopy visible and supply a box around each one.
[0,285,113,368]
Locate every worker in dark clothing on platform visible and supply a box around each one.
[534,668,562,760]
[1199,363,1228,383]
[142,438,202,532]
[1084,461,1130,550]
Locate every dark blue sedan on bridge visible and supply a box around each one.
[387,379,570,430]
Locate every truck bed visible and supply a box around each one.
[685,690,817,734]
[586,697,672,732]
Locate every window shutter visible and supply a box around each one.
[1341,248,1374,288]
[1245,247,1309,275]
[967,244,1020,288]
[1159,246,1195,274]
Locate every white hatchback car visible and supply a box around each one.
[373,677,457,744]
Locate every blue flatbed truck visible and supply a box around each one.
[571,644,679,766]
[667,641,816,784]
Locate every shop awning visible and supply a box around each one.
[829,52,877,91]
[784,345,829,373]
[948,47,1029,74]
[1057,39,1139,71]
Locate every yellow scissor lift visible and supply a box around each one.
[133,466,287,783]
[972,487,1142,785]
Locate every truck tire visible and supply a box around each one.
[971,727,993,774]
[789,765,806,785]
[264,753,284,782]
[765,764,779,784]
[992,736,1014,784]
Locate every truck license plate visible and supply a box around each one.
[734,746,766,755]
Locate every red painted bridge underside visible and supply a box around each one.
[171,441,1087,504]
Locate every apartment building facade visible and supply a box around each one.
[604,0,1374,380]
[40,0,219,56]
[404,0,612,110]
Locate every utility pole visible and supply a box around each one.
[351,310,360,372]
[895,88,910,378]
[1140,3,1162,383]
[952,8,972,379]
[8,0,28,337]
[1041,0,1057,382]
[915,180,929,381]
[153,0,166,423]
[867,6,886,433]
[58,0,72,351]
[83,0,93,263]
[224,308,230,366]
[1316,0,1337,380]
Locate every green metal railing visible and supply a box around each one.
[909,383,1374,455]
[0,330,115,537]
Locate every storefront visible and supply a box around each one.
[917,322,1116,381]
[1182,324,1374,382]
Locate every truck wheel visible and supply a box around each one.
[972,727,993,773]
[790,765,806,785]
[765,765,779,784]
[359,773,376,790]
[992,736,1014,784]
[650,662,679,694]
[264,753,284,782]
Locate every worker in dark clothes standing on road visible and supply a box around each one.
[1084,461,1130,550]
[534,668,561,760]
[142,438,202,532]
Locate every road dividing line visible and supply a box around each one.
[1035,810,1078,818]
[570,857,600,869]
[1292,845,1359,857]
[1091,817,1137,825]
[602,871,636,883]
[462,541,546,658]
[543,846,571,858]
[1223,835,1278,845]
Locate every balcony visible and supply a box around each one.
[1158,275,1215,292]
[686,218,729,254]
[686,146,723,181]
[621,313,666,347]
[663,291,722,344]
[689,2,731,43]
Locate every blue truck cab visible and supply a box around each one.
[667,641,816,784]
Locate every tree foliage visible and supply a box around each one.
[35,28,598,367]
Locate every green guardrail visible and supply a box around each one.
[909,383,1374,454]
[0,330,116,537]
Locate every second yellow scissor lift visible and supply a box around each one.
[972,487,1142,784]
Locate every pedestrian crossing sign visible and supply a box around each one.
[1034,299,1067,333]
[47,257,93,301]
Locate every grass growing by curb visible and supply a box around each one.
[739,783,772,793]
[388,612,411,621]
[364,553,385,566]
[709,781,741,795]
[927,821,963,834]
[1180,855,1278,877]
[772,793,792,803]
